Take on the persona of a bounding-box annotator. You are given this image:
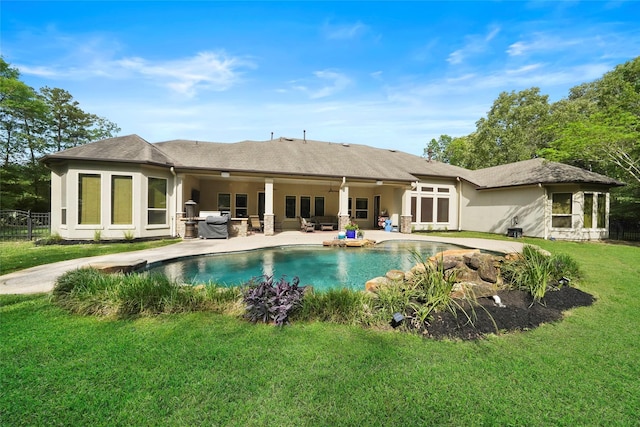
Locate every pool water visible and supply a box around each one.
[146,240,463,292]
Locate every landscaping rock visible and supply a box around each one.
[365,276,390,292]
[385,270,405,281]
[84,259,147,274]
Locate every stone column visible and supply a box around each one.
[400,215,412,234]
[263,213,275,236]
[400,187,413,234]
[338,215,350,231]
[338,180,349,231]
[176,212,186,238]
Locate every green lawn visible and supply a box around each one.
[1,236,639,426]
[0,239,181,276]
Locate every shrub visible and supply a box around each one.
[549,253,581,284]
[52,269,240,317]
[123,230,135,241]
[114,272,194,315]
[243,275,305,326]
[371,280,413,324]
[294,288,373,325]
[502,245,580,303]
[52,268,117,315]
[404,250,476,328]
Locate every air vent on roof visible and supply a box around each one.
[342,143,350,147]
[389,149,396,152]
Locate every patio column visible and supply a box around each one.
[172,170,183,238]
[400,187,413,234]
[264,179,275,236]
[338,180,350,231]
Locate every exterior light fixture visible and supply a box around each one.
[390,312,404,328]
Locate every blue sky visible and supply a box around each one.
[2,1,639,156]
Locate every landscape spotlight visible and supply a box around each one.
[390,312,404,328]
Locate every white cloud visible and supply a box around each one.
[115,51,255,97]
[323,21,369,40]
[447,26,501,65]
[291,70,351,99]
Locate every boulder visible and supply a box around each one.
[385,270,405,281]
[365,276,390,292]
[430,248,480,261]
[84,259,147,274]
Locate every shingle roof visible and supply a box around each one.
[42,134,174,167]
[154,137,467,182]
[469,158,624,189]
[43,134,624,188]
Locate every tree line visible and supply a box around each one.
[425,56,640,224]
[2,55,638,224]
[1,58,120,211]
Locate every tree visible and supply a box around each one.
[40,87,120,152]
[0,58,47,166]
[423,134,453,162]
[0,58,120,211]
[543,57,640,185]
[468,88,552,169]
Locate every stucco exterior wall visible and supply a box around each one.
[50,162,175,240]
[409,178,459,232]
[460,183,546,238]
[545,184,611,241]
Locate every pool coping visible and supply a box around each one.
[0,231,525,295]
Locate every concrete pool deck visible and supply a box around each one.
[0,231,524,295]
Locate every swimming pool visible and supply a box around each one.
[146,240,465,292]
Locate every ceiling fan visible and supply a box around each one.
[327,182,338,193]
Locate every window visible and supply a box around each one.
[314,197,325,217]
[61,173,67,225]
[420,197,433,222]
[235,194,248,218]
[597,194,606,228]
[148,177,167,225]
[217,193,231,212]
[437,198,449,222]
[411,196,417,222]
[355,198,368,219]
[285,196,296,219]
[583,193,593,228]
[552,193,572,228]
[301,196,311,218]
[112,175,132,225]
[411,186,451,224]
[78,174,101,224]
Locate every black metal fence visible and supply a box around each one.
[0,210,51,240]
[609,221,640,242]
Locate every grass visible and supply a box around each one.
[1,234,640,425]
[0,238,181,276]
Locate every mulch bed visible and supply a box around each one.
[417,287,595,340]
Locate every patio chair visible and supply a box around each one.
[249,215,262,233]
[299,217,316,232]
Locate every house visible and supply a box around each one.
[41,134,624,241]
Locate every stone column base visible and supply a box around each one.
[263,214,275,236]
[400,215,412,234]
[338,215,350,231]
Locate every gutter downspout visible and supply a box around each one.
[541,183,548,240]
[457,177,462,231]
[170,167,177,237]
